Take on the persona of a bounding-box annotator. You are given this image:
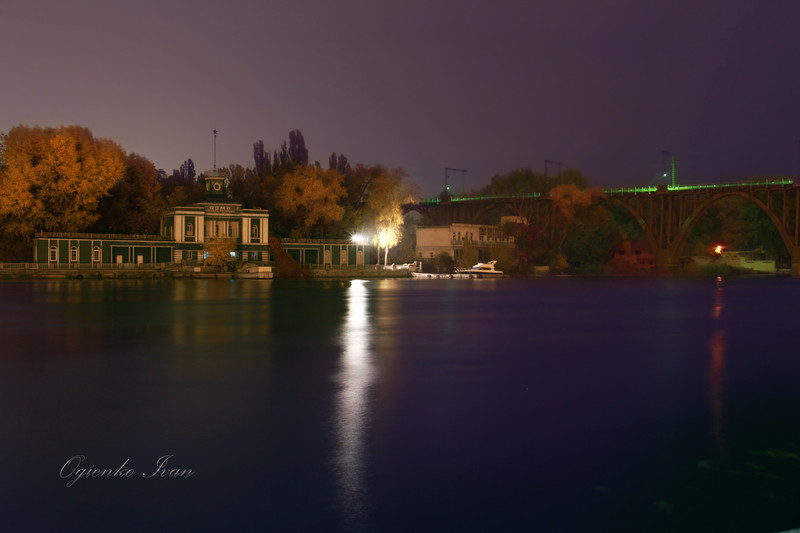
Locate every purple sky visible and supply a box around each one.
[2,0,799,196]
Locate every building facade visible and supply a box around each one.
[416,222,514,262]
[34,171,271,266]
[280,240,370,268]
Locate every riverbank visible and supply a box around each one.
[0,262,413,280]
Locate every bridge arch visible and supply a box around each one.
[600,197,660,263]
[605,183,800,272]
[405,181,800,273]
[671,191,793,262]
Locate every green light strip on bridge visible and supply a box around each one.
[416,192,541,205]
[415,178,794,204]
[604,178,794,195]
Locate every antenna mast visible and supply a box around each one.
[213,129,218,171]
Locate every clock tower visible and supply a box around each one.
[204,171,227,199]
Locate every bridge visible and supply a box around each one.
[403,178,800,275]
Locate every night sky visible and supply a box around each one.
[2,0,799,196]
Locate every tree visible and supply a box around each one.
[328,152,349,174]
[376,224,403,266]
[223,163,270,208]
[561,205,623,272]
[203,237,237,269]
[275,165,346,237]
[288,130,308,166]
[352,165,417,266]
[94,153,165,234]
[0,125,126,257]
[458,238,479,269]
[179,158,195,180]
[339,164,418,262]
[268,236,311,278]
[158,165,204,206]
[253,140,270,178]
[475,167,588,197]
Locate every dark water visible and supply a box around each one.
[2,277,800,532]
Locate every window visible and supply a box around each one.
[186,222,194,236]
[49,246,57,262]
[92,247,101,262]
[70,246,78,262]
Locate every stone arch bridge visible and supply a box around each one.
[403,179,800,275]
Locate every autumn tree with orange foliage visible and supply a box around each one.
[275,165,346,238]
[0,125,125,259]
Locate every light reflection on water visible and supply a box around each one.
[4,277,800,531]
[334,280,375,530]
[709,277,727,458]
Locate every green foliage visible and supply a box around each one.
[94,153,166,234]
[427,251,455,273]
[157,168,204,207]
[475,167,588,197]
[562,205,623,272]
[487,242,515,274]
[388,221,417,264]
[685,196,789,264]
[457,238,479,269]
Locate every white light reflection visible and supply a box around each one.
[709,277,727,459]
[334,280,375,529]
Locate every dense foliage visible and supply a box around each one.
[0,124,791,271]
[0,125,125,258]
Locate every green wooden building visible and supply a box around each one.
[32,170,375,271]
[34,171,271,266]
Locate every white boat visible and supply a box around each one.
[455,260,504,278]
[410,260,504,279]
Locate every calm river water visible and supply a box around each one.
[2,277,800,532]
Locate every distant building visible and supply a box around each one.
[416,223,514,263]
[34,171,271,266]
[280,240,370,268]
[611,238,655,271]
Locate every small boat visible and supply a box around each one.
[410,260,504,279]
[455,260,504,278]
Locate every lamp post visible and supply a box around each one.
[445,167,467,195]
[662,151,676,187]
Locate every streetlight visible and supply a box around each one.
[662,151,676,187]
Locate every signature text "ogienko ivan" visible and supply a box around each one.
[59,454,194,487]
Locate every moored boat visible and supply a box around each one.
[455,260,504,278]
[411,260,504,279]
